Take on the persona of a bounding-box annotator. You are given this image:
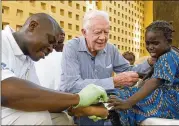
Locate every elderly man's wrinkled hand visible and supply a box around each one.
[75,84,108,108]
[113,71,139,87]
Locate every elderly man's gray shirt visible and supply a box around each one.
[60,36,150,93]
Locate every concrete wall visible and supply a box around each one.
[2,1,87,41]
[153,1,179,48]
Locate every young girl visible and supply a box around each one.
[108,20,179,125]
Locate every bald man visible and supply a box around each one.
[1,13,108,125]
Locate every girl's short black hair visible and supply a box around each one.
[146,20,175,42]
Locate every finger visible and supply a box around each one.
[113,106,122,110]
[122,82,134,86]
[128,77,139,81]
[96,117,102,120]
[114,85,122,88]
[110,106,115,110]
[100,90,108,102]
[108,103,114,107]
[130,77,139,82]
[108,98,123,106]
[88,115,96,120]
[108,99,115,103]
[109,95,117,99]
[67,106,72,111]
[123,78,139,86]
[128,72,139,78]
[114,106,127,110]
[108,98,117,103]
[107,103,115,110]
[93,117,99,122]
[97,86,109,102]
[89,115,102,122]
[112,99,123,106]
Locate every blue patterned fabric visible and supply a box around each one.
[114,50,179,125]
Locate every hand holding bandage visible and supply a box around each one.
[71,84,109,122]
[75,84,108,108]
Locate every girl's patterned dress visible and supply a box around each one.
[109,49,179,125]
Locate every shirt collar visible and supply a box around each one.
[78,36,107,54]
[4,25,24,56]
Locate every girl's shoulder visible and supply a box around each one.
[158,49,179,61]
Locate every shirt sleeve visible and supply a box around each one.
[1,52,16,81]
[60,41,114,93]
[112,46,151,74]
[152,52,178,84]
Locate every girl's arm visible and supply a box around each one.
[127,78,161,106]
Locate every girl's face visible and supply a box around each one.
[145,31,171,58]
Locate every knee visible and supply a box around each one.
[29,111,52,125]
[17,111,52,125]
[2,110,52,125]
[51,112,74,125]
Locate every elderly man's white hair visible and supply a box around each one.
[83,10,110,30]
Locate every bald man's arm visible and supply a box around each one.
[1,77,79,113]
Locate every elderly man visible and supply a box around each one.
[1,13,108,125]
[60,10,153,125]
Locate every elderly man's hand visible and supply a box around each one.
[113,71,139,87]
[75,84,108,108]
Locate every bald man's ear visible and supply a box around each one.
[28,20,38,32]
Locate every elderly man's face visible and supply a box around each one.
[82,16,110,55]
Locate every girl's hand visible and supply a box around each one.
[108,95,133,110]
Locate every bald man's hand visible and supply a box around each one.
[113,71,139,87]
[75,84,108,108]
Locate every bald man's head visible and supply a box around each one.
[16,13,61,61]
[21,13,56,35]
